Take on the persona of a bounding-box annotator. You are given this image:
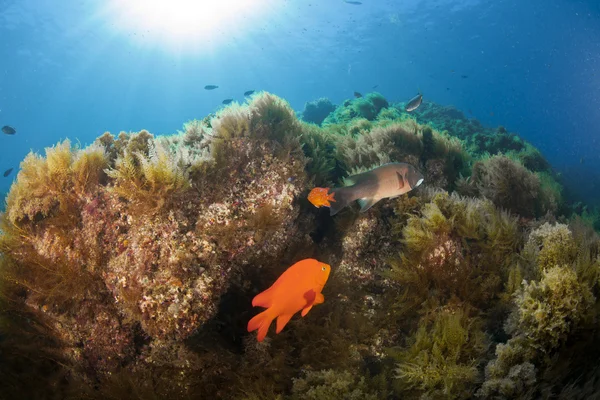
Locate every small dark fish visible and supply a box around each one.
[204,85,219,90]
[222,99,234,105]
[405,93,423,112]
[3,168,13,177]
[2,125,16,135]
[354,91,362,98]
[244,90,255,96]
[461,75,468,79]
[372,85,379,89]
[344,0,362,4]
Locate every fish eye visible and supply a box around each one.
[321,266,326,271]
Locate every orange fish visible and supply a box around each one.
[247,258,331,342]
[307,187,336,208]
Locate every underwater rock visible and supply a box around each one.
[323,92,389,125]
[1,91,599,398]
[301,97,336,126]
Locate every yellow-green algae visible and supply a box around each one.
[0,91,599,399]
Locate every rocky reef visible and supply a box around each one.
[1,92,599,399]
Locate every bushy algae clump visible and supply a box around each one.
[301,97,336,126]
[1,91,599,399]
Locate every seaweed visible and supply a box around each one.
[392,306,487,399]
[5,140,107,224]
[389,190,521,310]
[459,154,559,218]
[106,140,191,213]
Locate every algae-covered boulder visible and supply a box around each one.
[301,97,336,126]
[323,92,389,125]
[0,93,310,375]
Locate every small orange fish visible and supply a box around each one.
[307,187,336,208]
[247,258,331,342]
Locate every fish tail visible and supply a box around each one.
[329,187,354,216]
[247,308,276,342]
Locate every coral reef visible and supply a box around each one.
[1,91,600,399]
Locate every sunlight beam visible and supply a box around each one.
[104,0,270,52]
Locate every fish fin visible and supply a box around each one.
[276,313,294,334]
[301,293,324,316]
[301,305,313,317]
[247,308,275,342]
[252,286,276,308]
[329,187,353,216]
[303,289,317,304]
[314,293,324,304]
[357,197,380,212]
[346,170,374,185]
[396,171,405,189]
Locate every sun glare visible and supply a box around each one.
[104,0,269,51]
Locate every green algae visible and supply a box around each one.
[392,306,487,399]
[1,91,600,399]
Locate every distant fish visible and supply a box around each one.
[204,85,219,90]
[461,75,468,79]
[405,93,423,112]
[354,91,362,98]
[244,90,255,96]
[222,99,234,105]
[3,168,13,177]
[2,125,16,135]
[372,85,379,89]
[308,162,424,216]
[344,0,362,4]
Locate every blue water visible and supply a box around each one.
[1,0,599,203]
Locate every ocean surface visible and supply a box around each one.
[1,0,599,204]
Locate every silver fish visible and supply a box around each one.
[405,93,423,112]
[329,162,424,215]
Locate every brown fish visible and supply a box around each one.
[405,93,423,112]
[2,125,16,135]
[327,162,424,216]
